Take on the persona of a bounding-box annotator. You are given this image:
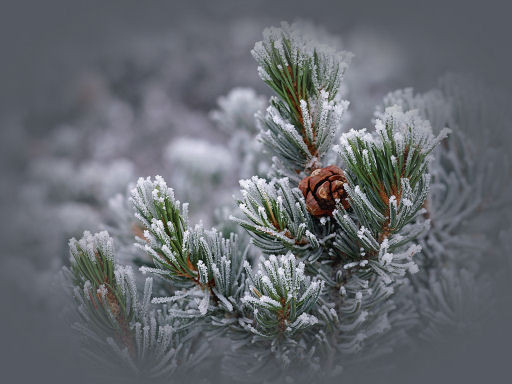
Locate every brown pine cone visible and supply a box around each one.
[298,165,350,217]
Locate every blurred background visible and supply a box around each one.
[0,1,511,383]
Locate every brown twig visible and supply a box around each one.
[285,66,318,158]
[277,297,291,332]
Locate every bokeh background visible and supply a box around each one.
[1,1,511,383]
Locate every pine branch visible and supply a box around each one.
[252,22,351,179]
[241,253,324,339]
[335,106,449,251]
[131,176,247,318]
[231,176,330,259]
[64,231,201,379]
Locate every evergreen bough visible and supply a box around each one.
[62,21,462,382]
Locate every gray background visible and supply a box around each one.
[1,0,511,116]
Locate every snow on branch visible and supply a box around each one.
[232,176,329,259]
[65,230,202,379]
[131,176,246,317]
[252,21,351,179]
[242,253,323,338]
